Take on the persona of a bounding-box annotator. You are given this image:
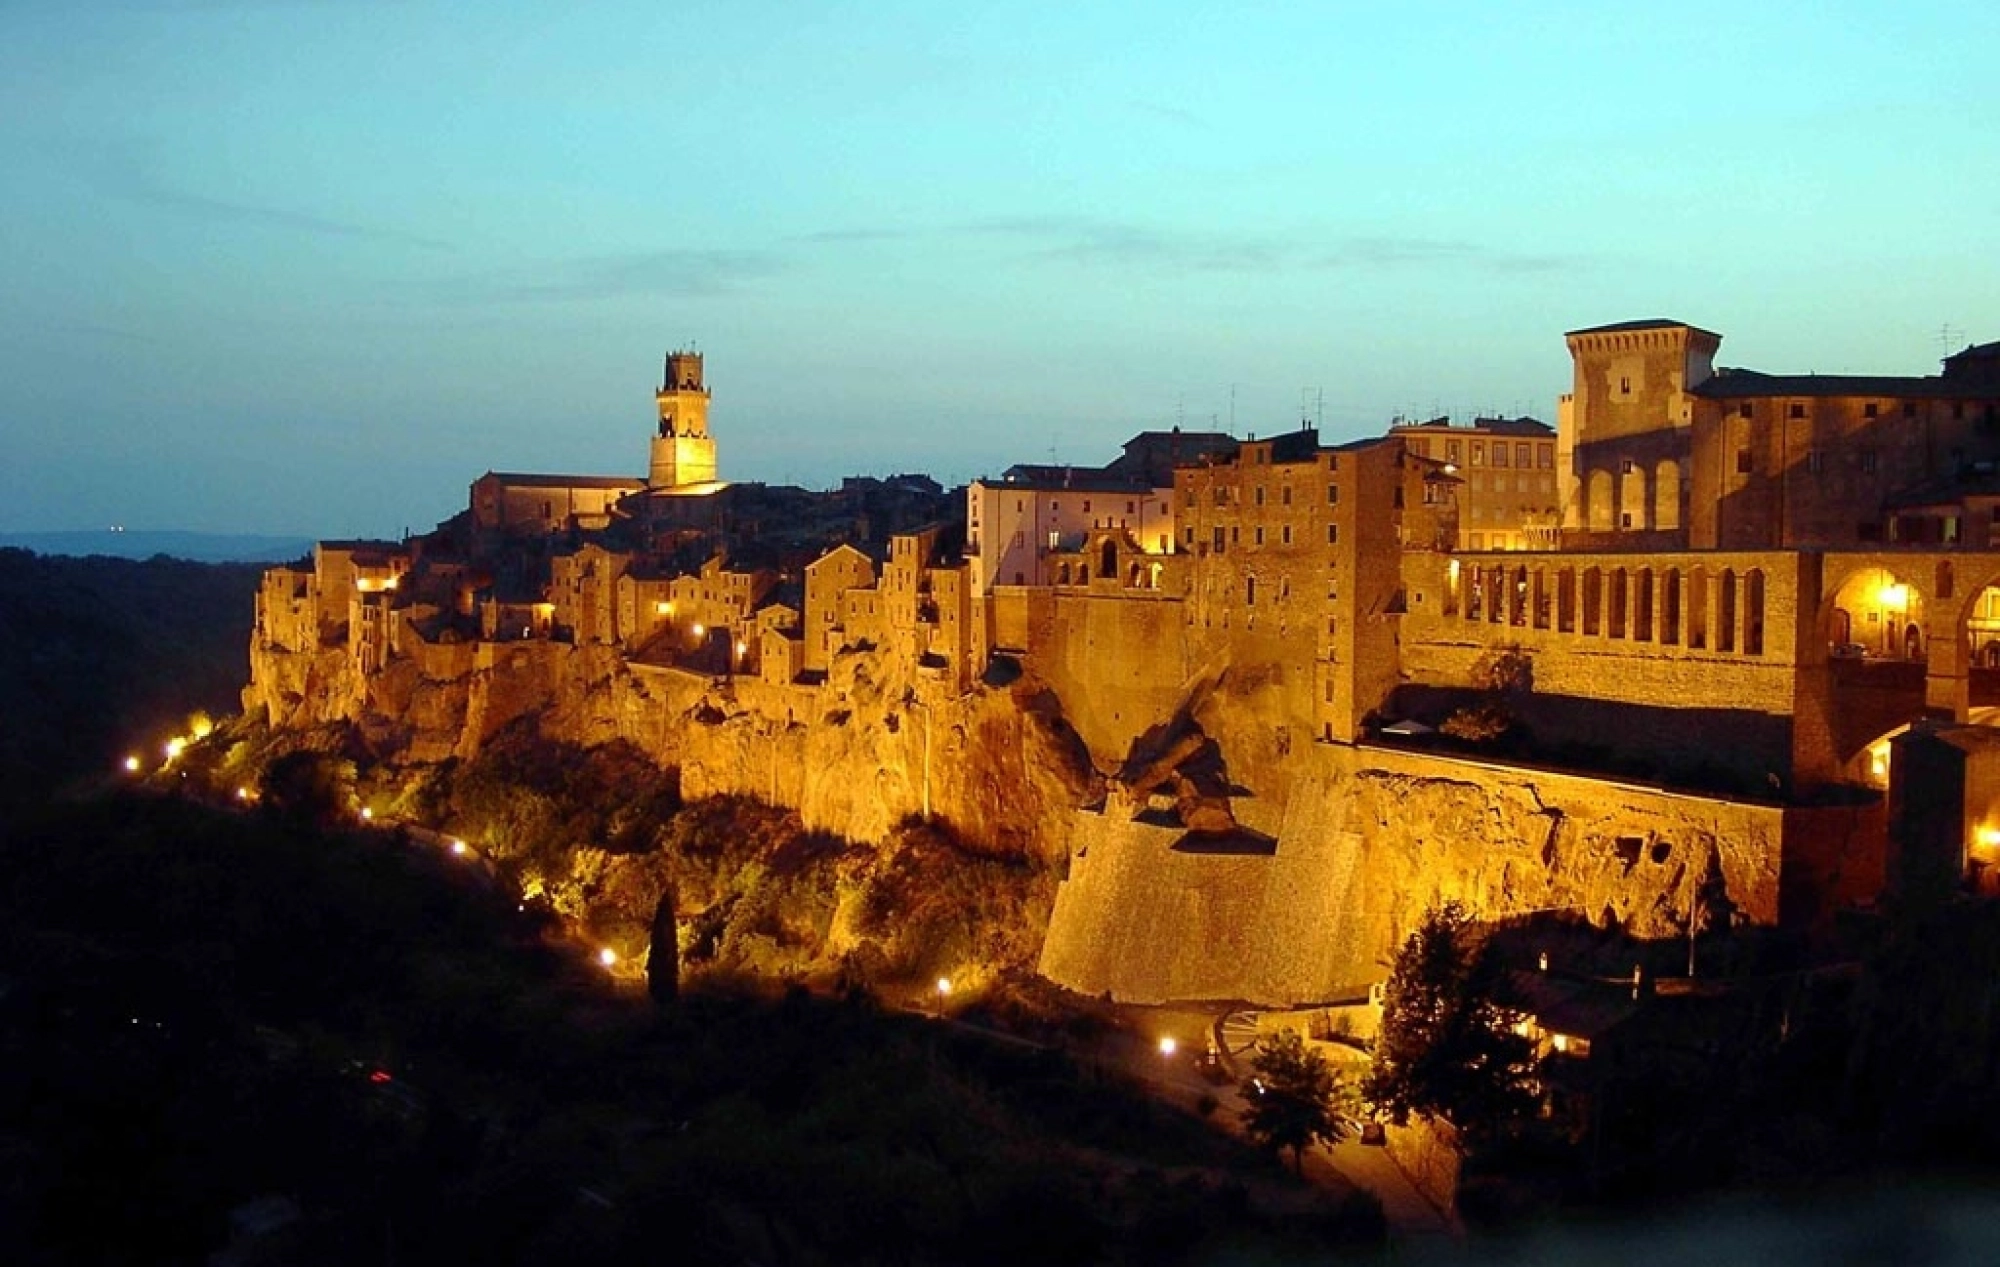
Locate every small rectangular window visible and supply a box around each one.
[1736,449,1753,474]
[1788,402,1806,419]
[1471,443,1485,466]
[1326,485,1339,504]
[1254,527,1265,545]
[1620,457,1635,475]
[1863,402,1878,419]
[1212,527,1225,552]
[1326,524,1339,545]
[1739,402,1753,419]
[1904,400,1918,418]
[1282,525,1293,544]
[1255,486,1266,506]
[1492,444,1509,468]
[1539,445,1553,469]
[1861,449,1878,473]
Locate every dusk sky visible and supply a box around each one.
[3,0,1995,539]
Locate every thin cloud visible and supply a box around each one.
[53,135,450,249]
[965,216,1573,276]
[1126,98,1207,127]
[439,249,789,303]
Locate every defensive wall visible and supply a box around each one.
[1040,740,1794,1006]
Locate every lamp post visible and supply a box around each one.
[934,976,951,1018]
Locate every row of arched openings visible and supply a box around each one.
[1453,561,1766,655]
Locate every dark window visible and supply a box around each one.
[1736,449,1753,474]
[1904,400,1918,417]
[1620,458,1635,475]
[1327,484,1339,504]
[1739,402,1753,418]
[1327,524,1339,545]
[1282,525,1293,545]
[1255,487,1266,506]
[1860,449,1878,473]
[1212,527,1225,552]
[1789,402,1806,419]
[1864,402,1878,419]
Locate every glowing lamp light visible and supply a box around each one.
[359,807,373,821]
[450,839,468,856]
[1551,1033,1570,1054]
[655,601,670,615]
[691,623,705,638]
[190,717,213,740]
[734,640,748,659]
[1879,582,1909,610]
[1870,747,1890,778]
[163,737,187,762]
[235,786,251,801]
[123,755,141,773]
[1158,1036,1178,1058]
[598,947,618,968]
[1979,827,2000,850]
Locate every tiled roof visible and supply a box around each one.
[1565,318,1719,340]
[1691,368,1997,400]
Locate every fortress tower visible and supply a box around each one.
[649,350,717,488]
[1560,319,1718,543]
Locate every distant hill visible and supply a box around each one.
[0,549,265,808]
[0,530,314,564]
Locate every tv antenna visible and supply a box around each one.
[1299,386,1324,430]
[1937,323,1964,357]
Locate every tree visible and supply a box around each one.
[1363,902,1536,1142]
[647,885,680,1006]
[1241,1029,1351,1174]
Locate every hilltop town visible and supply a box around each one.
[245,323,2000,1014]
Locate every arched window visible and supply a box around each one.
[1745,569,1765,655]
[1634,568,1654,641]
[1582,567,1602,636]
[1688,566,1709,648]
[1101,539,1117,579]
[1609,569,1629,638]
[1058,561,1071,585]
[1557,567,1576,633]
[1662,570,1681,645]
[1719,569,1738,653]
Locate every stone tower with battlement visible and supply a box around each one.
[649,350,717,488]
[1560,319,1719,544]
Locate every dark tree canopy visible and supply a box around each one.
[1241,1029,1351,1174]
[1363,902,1536,1142]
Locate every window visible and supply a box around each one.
[1281,486,1293,506]
[1789,402,1806,420]
[1736,449,1753,474]
[1326,484,1339,504]
[1255,487,1266,506]
[1471,443,1485,466]
[1619,375,1631,394]
[1469,532,1485,550]
[1082,500,1090,513]
[1620,457,1635,475]
[1447,440,1461,462]
[1620,512,1633,528]
[1326,524,1339,545]
[1012,531,1024,546]
[1807,449,1824,474]
[1493,443,1509,468]
[1212,527,1225,552]
[1254,527,1265,545]
[1246,577,1256,605]
[1860,449,1878,473]
[1864,402,1878,419]
[1282,525,1293,545]
[1904,400,1918,418]
[1739,402,1753,419]
[1517,443,1532,468]
[1214,487,1227,505]
[1183,527,1194,546]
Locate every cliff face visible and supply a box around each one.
[246,618,1097,865]
[248,604,1795,1006]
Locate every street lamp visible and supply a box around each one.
[598,947,618,969]
[1158,1036,1178,1058]
[934,976,952,1017]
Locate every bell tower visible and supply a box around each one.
[649,350,717,488]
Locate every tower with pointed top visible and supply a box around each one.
[649,350,717,488]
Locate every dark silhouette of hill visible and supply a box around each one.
[0,530,314,563]
[0,548,266,809]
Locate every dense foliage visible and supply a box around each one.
[1364,902,1536,1141]
[1240,1029,1353,1173]
[0,792,1379,1264]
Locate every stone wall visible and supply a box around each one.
[1040,741,1789,1006]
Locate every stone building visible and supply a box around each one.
[1391,415,1558,551]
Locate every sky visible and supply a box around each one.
[2,0,1995,538]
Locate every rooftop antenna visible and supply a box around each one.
[1229,383,1237,431]
[1938,323,1964,357]
[1176,395,1186,430]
